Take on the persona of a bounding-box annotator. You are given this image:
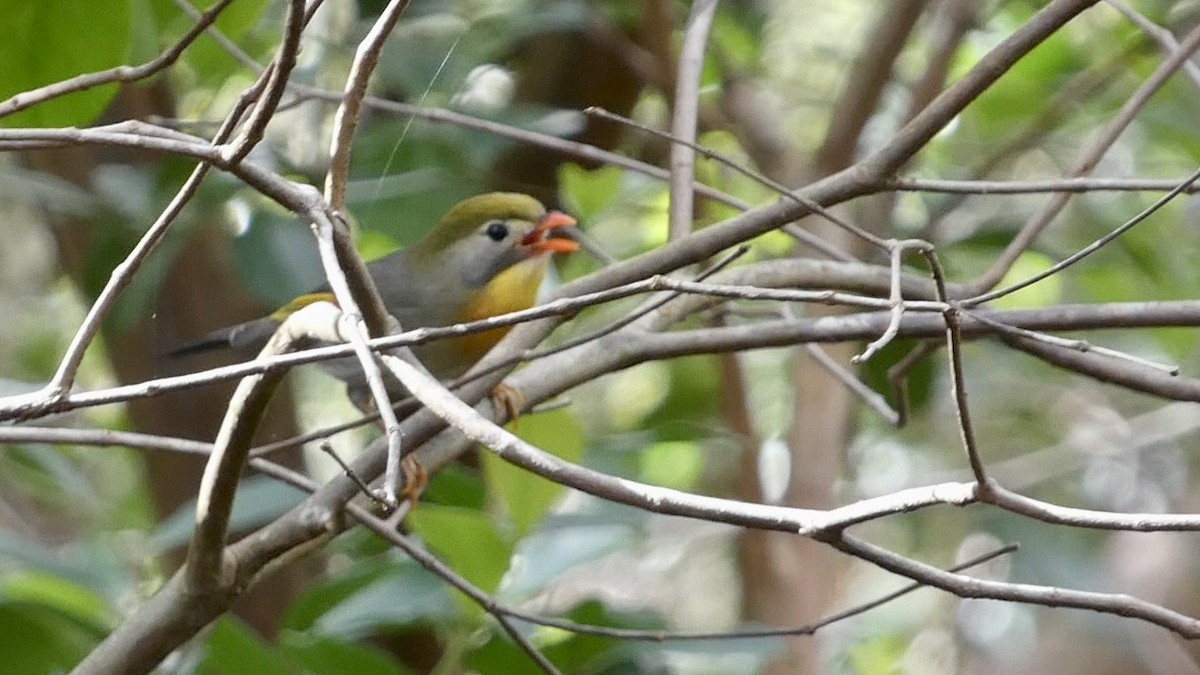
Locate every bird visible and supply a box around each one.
[170,191,579,391]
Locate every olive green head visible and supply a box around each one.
[406,192,577,290]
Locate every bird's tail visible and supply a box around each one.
[165,293,337,359]
[164,315,283,359]
[163,326,240,358]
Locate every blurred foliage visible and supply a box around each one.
[4,0,1200,674]
[0,0,131,128]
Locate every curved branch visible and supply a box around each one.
[832,533,1200,637]
[667,0,718,240]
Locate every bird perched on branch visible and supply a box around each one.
[172,190,576,372]
[170,192,578,503]
[170,192,578,381]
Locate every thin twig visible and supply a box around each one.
[889,175,1200,194]
[966,164,1200,306]
[318,442,392,511]
[185,303,340,592]
[923,249,989,486]
[221,0,306,164]
[1001,332,1199,402]
[832,533,1200,637]
[178,8,753,215]
[984,482,1200,531]
[779,305,901,425]
[853,239,934,363]
[41,12,294,398]
[47,164,212,396]
[349,504,565,674]
[357,505,1018,642]
[381,351,979,534]
[586,106,886,251]
[943,303,988,485]
[172,0,262,70]
[324,0,412,212]
[13,295,1200,423]
[963,309,1179,375]
[667,0,719,241]
[806,344,900,426]
[864,0,1101,175]
[886,341,940,428]
[309,210,407,507]
[1106,0,1200,91]
[970,20,1200,294]
[498,543,1019,641]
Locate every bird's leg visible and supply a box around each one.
[490,383,526,429]
[348,385,428,510]
[398,453,428,506]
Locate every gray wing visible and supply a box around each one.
[164,316,281,358]
[169,249,440,359]
[366,249,454,330]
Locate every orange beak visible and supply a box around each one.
[521,211,579,255]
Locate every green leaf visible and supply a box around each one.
[150,476,306,554]
[961,19,1081,141]
[282,631,411,675]
[500,514,635,598]
[638,441,703,491]
[421,462,488,510]
[1,571,112,632]
[0,602,99,673]
[0,530,134,601]
[0,0,131,128]
[150,0,272,88]
[845,633,906,675]
[282,554,395,632]
[559,163,623,221]
[546,600,666,670]
[859,338,936,416]
[482,408,584,536]
[201,617,296,675]
[311,564,457,639]
[405,505,514,609]
[466,628,548,675]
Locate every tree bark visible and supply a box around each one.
[27,83,307,637]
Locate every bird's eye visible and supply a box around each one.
[483,220,509,242]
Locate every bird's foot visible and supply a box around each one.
[398,453,428,508]
[491,383,526,428]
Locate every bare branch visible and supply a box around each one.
[804,343,900,426]
[985,482,1200,531]
[382,351,979,533]
[832,533,1200,637]
[816,0,930,173]
[1106,0,1200,91]
[324,0,412,212]
[866,0,1100,175]
[186,302,342,592]
[967,164,1200,305]
[667,0,718,240]
[220,0,306,163]
[970,20,1200,295]
[889,175,1200,194]
[853,239,934,363]
[306,210,406,505]
[586,105,886,251]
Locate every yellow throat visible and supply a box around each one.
[453,256,550,365]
